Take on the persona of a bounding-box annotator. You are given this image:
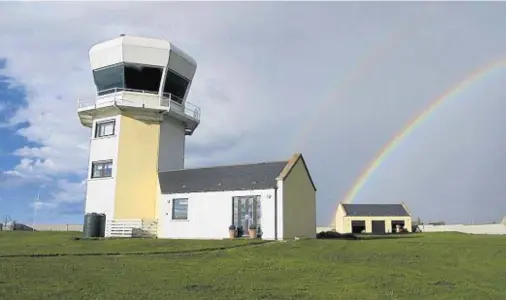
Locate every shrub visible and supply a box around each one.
[316,231,359,240]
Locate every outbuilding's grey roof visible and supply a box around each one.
[342,204,410,217]
[158,161,288,194]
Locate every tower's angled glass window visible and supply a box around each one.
[172,198,188,220]
[93,64,125,95]
[124,63,163,94]
[95,119,116,138]
[91,160,113,179]
[163,69,189,103]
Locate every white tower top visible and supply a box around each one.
[90,35,196,70]
[78,34,200,135]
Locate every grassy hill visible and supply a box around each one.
[0,231,505,299]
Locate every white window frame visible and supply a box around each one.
[94,119,116,138]
[172,198,188,220]
[91,160,113,179]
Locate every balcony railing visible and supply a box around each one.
[77,88,200,121]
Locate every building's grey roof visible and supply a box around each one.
[158,161,288,194]
[342,204,410,217]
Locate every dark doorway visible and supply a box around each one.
[232,195,261,237]
[391,220,405,233]
[371,220,386,234]
[351,220,366,233]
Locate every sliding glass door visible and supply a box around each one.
[232,195,261,236]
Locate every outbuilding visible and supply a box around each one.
[157,153,317,240]
[335,203,412,234]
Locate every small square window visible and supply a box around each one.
[91,160,113,179]
[172,198,188,220]
[95,120,116,138]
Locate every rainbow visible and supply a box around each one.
[291,16,428,151]
[340,57,506,207]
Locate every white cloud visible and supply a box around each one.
[0,169,49,189]
[26,179,85,210]
[49,179,87,205]
[0,2,300,210]
[1,2,506,223]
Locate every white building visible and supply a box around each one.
[158,153,317,240]
[78,35,317,240]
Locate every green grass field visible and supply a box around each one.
[0,231,505,299]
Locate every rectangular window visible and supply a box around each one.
[163,69,189,103]
[172,198,188,220]
[91,160,113,179]
[92,62,163,95]
[95,120,116,138]
[124,63,163,94]
[93,63,125,95]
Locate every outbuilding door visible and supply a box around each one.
[232,195,261,236]
[351,220,366,233]
[371,220,386,234]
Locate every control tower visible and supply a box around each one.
[77,35,200,231]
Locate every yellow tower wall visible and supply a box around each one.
[113,114,160,219]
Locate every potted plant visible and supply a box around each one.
[228,225,237,239]
[248,224,257,238]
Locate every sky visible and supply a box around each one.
[1,2,506,226]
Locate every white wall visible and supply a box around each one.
[167,48,196,80]
[158,189,277,240]
[84,115,120,220]
[421,223,506,235]
[335,204,346,233]
[275,182,283,240]
[32,224,83,232]
[90,36,170,69]
[94,92,161,109]
[158,116,185,171]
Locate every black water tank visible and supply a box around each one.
[97,213,106,238]
[83,213,101,238]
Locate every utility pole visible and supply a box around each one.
[32,185,44,231]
